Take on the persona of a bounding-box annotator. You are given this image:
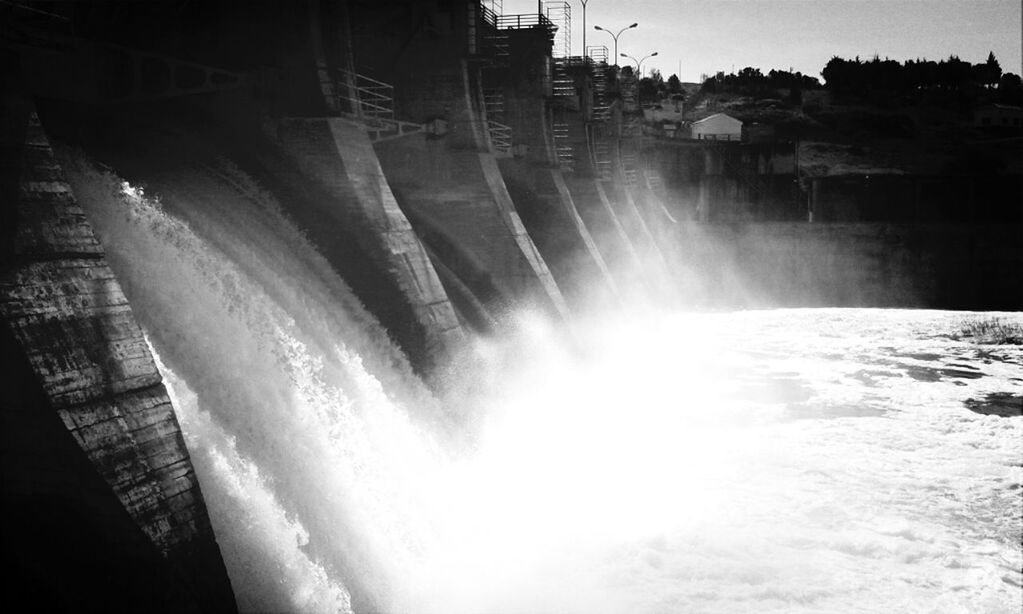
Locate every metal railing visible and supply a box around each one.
[480,3,498,27]
[496,13,555,31]
[590,62,611,122]
[552,121,574,171]
[543,1,571,58]
[586,46,609,64]
[336,69,424,143]
[483,88,505,120]
[488,119,512,156]
[552,57,576,99]
[337,69,394,120]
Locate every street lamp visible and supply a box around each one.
[593,22,637,65]
[621,51,658,77]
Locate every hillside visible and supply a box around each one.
[676,88,1022,178]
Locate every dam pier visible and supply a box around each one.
[2,1,1021,612]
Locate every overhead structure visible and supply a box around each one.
[544,1,571,58]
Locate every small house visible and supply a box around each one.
[691,113,743,141]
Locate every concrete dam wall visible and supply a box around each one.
[1,86,235,612]
[3,1,1022,612]
[672,222,1023,310]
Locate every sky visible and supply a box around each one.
[503,0,1022,83]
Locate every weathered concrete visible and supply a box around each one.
[346,4,569,323]
[378,133,569,321]
[646,140,805,223]
[673,222,1023,310]
[550,108,644,290]
[605,179,668,269]
[373,57,569,322]
[277,116,464,365]
[0,90,235,611]
[563,173,642,279]
[500,160,619,309]
[488,40,618,310]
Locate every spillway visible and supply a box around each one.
[62,149,1022,614]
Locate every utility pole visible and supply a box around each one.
[581,0,589,58]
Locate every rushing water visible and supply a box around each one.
[64,155,1022,614]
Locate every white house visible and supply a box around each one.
[690,113,743,141]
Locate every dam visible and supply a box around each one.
[1,2,1021,613]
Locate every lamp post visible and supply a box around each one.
[593,22,637,66]
[581,0,589,58]
[621,51,658,77]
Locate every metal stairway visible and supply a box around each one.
[590,60,611,123]
[488,119,512,156]
[552,57,575,99]
[591,130,613,181]
[551,56,577,172]
[483,88,505,120]
[482,86,511,156]
[552,119,574,171]
[622,152,640,187]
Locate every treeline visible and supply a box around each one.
[821,53,1020,100]
[619,67,687,104]
[700,67,822,97]
[695,53,1023,107]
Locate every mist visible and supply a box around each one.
[56,141,1022,613]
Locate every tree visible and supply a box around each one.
[976,51,1003,87]
[638,77,660,103]
[998,72,1023,105]
[649,68,665,90]
[666,73,682,94]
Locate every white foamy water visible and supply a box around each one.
[65,155,1022,614]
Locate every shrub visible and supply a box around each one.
[954,317,1023,345]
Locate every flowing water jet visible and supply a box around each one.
[61,147,1023,614]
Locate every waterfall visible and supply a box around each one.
[62,153,452,613]
[60,149,1022,614]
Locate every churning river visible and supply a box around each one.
[64,154,1022,614]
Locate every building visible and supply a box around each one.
[975,104,1023,128]
[690,113,743,141]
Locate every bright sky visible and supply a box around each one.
[503,0,1022,82]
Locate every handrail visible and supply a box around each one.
[488,119,512,155]
[337,69,394,120]
[586,46,609,64]
[496,13,555,31]
[555,55,597,68]
[480,4,498,27]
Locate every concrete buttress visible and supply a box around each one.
[278,116,464,366]
[0,84,236,612]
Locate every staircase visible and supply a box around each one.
[552,120,574,171]
[483,88,505,121]
[622,152,639,187]
[488,120,512,157]
[590,126,613,181]
[550,57,576,172]
[552,57,575,100]
[590,62,611,123]
[481,28,511,65]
